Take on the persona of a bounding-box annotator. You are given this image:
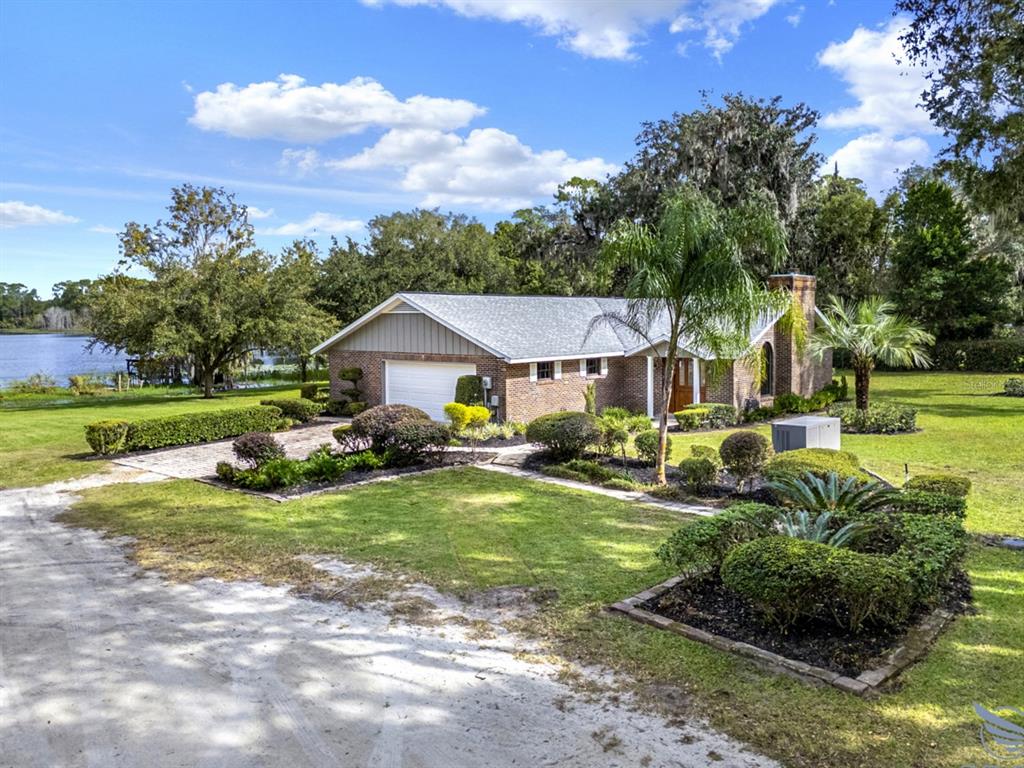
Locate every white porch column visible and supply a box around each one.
[646,355,655,417]
[692,357,701,404]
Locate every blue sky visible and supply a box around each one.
[0,0,938,294]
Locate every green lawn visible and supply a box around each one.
[65,468,1023,768]
[668,371,1022,535]
[0,384,303,489]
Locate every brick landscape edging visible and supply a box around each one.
[607,574,954,696]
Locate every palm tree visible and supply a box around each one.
[598,185,791,484]
[809,296,934,410]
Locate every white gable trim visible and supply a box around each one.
[509,351,623,364]
[311,292,507,358]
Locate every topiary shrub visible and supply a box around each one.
[339,367,362,382]
[890,489,967,519]
[388,420,451,465]
[721,536,912,631]
[634,428,671,466]
[679,457,718,492]
[1005,377,1024,396]
[690,444,723,468]
[232,432,286,468]
[343,401,368,417]
[349,404,431,455]
[827,402,917,434]
[260,398,324,423]
[656,502,779,576]
[454,375,485,405]
[525,411,601,460]
[673,409,706,431]
[443,402,470,431]
[763,448,869,484]
[84,420,130,455]
[719,431,771,490]
[905,473,971,498]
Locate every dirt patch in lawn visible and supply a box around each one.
[641,572,973,677]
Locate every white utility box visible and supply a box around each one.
[771,416,841,453]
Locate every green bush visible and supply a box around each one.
[1004,377,1024,396]
[454,375,485,405]
[893,513,967,604]
[69,374,105,396]
[235,458,305,490]
[339,367,363,382]
[774,392,809,414]
[721,536,912,631]
[905,473,971,498]
[827,402,917,434]
[679,457,718,492]
[84,420,130,455]
[718,431,771,489]
[232,432,286,468]
[932,338,1024,372]
[344,401,368,417]
[525,411,601,460]
[86,405,285,454]
[388,420,451,465]
[543,459,636,488]
[890,489,967,519]
[349,404,430,455]
[634,429,672,466]
[600,407,651,433]
[675,403,737,430]
[763,448,869,483]
[443,402,470,431]
[673,409,706,431]
[299,382,329,401]
[690,444,723,468]
[215,461,235,482]
[656,502,778,576]
[260,397,324,423]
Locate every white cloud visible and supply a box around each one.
[331,127,617,210]
[278,148,321,176]
[0,201,79,229]
[246,206,274,220]
[672,0,783,58]
[818,17,935,136]
[89,225,119,234]
[786,4,804,26]
[190,74,485,143]
[258,213,364,236]
[823,132,930,196]
[365,0,680,60]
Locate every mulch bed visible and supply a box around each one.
[471,434,528,449]
[209,451,497,500]
[641,571,973,677]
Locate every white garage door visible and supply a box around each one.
[384,360,477,420]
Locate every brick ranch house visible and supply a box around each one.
[312,274,833,423]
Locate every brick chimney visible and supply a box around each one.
[767,273,831,396]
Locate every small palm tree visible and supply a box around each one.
[598,185,790,484]
[809,297,934,410]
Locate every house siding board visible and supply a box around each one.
[331,313,488,356]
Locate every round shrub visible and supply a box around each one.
[464,404,491,429]
[350,404,430,453]
[763,448,868,484]
[721,536,912,631]
[690,444,723,469]
[232,432,286,468]
[85,419,129,455]
[1005,377,1024,396]
[443,402,470,431]
[656,502,778,576]
[905,473,971,498]
[719,431,771,489]
[635,429,671,466]
[678,457,718,492]
[388,420,452,465]
[525,411,601,460]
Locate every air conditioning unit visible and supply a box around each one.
[771,416,841,453]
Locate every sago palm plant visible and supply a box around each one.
[772,509,869,548]
[766,470,895,516]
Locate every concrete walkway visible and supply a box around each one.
[0,470,773,768]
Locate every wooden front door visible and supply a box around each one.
[669,358,706,411]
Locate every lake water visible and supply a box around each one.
[0,334,129,385]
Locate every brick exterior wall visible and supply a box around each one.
[768,274,833,398]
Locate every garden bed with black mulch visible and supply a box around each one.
[209,451,498,500]
[466,434,528,449]
[640,571,973,677]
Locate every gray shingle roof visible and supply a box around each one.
[314,292,784,361]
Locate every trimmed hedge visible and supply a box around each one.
[905,473,971,498]
[526,411,601,460]
[260,397,324,423]
[85,405,285,454]
[932,338,1024,372]
[891,489,967,519]
[454,375,485,405]
[721,536,913,631]
[674,408,706,431]
[893,513,968,604]
[656,502,778,576]
[763,448,869,483]
[827,402,917,434]
[675,402,737,430]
